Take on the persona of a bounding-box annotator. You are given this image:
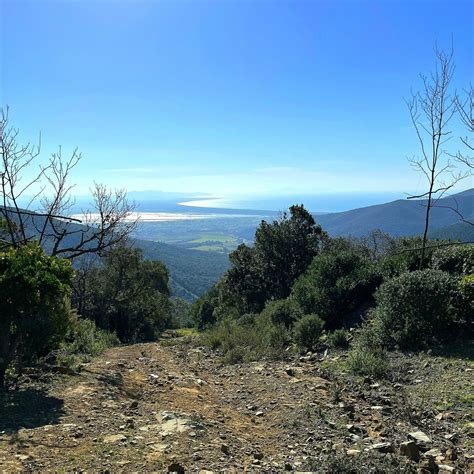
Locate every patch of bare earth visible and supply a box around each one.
[0,336,472,472]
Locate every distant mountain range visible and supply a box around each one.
[317,189,473,239]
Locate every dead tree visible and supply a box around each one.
[0,107,138,258]
[454,85,473,169]
[406,47,467,267]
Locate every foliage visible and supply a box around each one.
[224,205,326,313]
[292,246,381,327]
[293,314,324,351]
[72,246,172,343]
[327,329,350,349]
[169,297,193,328]
[373,269,461,350]
[431,244,474,275]
[377,236,432,279]
[202,314,291,363]
[55,312,119,368]
[456,274,474,335]
[0,244,73,387]
[347,346,389,378]
[260,298,303,328]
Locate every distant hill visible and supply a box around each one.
[317,189,473,238]
[134,239,230,301]
[0,207,230,302]
[430,221,474,242]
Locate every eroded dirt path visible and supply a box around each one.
[0,339,332,472]
[1,336,472,472]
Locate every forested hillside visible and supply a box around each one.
[135,239,231,300]
[317,189,473,237]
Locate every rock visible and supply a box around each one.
[424,448,442,458]
[255,411,264,417]
[369,442,392,453]
[437,465,455,472]
[285,367,296,376]
[409,430,432,445]
[15,454,33,462]
[418,456,437,472]
[347,449,362,455]
[220,443,230,455]
[160,412,195,435]
[168,462,185,473]
[400,440,420,461]
[103,434,127,443]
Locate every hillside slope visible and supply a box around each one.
[135,239,230,301]
[317,189,473,237]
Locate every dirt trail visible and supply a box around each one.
[1,336,472,472]
[0,338,331,472]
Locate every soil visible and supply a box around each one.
[0,334,472,472]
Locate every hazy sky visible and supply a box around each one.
[1,0,473,198]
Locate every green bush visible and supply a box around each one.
[55,313,119,368]
[431,245,474,276]
[327,329,350,349]
[202,314,291,363]
[292,248,381,327]
[260,298,303,328]
[293,314,324,351]
[347,346,389,378]
[456,274,474,335]
[0,244,73,387]
[374,269,460,350]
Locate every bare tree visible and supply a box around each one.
[406,46,467,267]
[454,85,473,169]
[0,107,138,258]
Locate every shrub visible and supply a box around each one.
[260,298,303,328]
[431,245,474,276]
[456,274,474,335]
[55,313,119,368]
[293,314,324,351]
[202,314,291,363]
[347,346,389,378]
[327,329,350,349]
[292,248,381,327]
[0,244,73,387]
[374,269,460,350]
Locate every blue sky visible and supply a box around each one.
[1,0,473,199]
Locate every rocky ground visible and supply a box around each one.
[0,333,472,473]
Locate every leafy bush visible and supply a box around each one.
[456,274,474,335]
[260,298,303,328]
[202,314,291,363]
[431,245,474,275]
[0,244,73,387]
[374,269,460,350]
[55,313,119,368]
[377,236,438,279]
[347,346,389,378]
[292,248,381,327]
[293,314,324,351]
[327,329,350,349]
